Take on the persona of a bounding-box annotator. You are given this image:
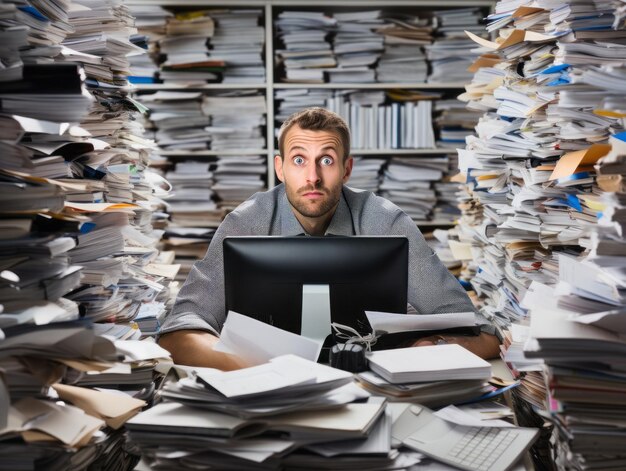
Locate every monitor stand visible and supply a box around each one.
[301,284,332,344]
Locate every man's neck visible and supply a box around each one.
[292,204,339,236]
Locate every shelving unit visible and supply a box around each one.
[129,0,494,220]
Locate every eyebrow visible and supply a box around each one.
[288,145,339,154]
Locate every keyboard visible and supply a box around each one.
[446,426,516,470]
[395,405,539,471]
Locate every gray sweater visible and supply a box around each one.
[161,184,495,336]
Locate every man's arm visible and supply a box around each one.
[411,332,501,360]
[387,211,501,359]
[158,330,248,370]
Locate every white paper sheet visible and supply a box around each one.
[214,311,323,366]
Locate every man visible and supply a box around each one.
[159,108,500,369]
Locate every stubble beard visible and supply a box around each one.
[286,183,341,219]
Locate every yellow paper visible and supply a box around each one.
[549,144,611,180]
[468,54,501,73]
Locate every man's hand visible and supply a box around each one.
[158,329,249,370]
[412,332,500,360]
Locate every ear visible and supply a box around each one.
[274,154,285,183]
[342,156,354,183]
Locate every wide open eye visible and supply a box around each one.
[293,156,305,166]
[321,156,334,166]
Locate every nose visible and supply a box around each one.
[305,161,321,186]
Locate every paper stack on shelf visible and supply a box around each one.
[435,99,483,148]
[202,92,267,151]
[140,91,209,150]
[376,13,432,83]
[158,10,224,84]
[327,11,384,83]
[426,8,485,83]
[380,156,446,223]
[127,5,170,86]
[275,10,337,83]
[275,88,334,123]
[213,155,267,211]
[164,161,223,281]
[456,2,626,468]
[349,157,385,193]
[210,9,265,84]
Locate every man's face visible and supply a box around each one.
[275,125,353,221]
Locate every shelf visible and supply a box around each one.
[274,83,467,90]
[132,83,267,91]
[159,149,268,157]
[351,148,458,155]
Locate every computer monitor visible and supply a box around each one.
[223,236,408,348]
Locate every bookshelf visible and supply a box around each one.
[128,0,495,232]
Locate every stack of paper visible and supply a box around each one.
[163,161,222,280]
[380,156,447,222]
[211,10,265,84]
[275,88,334,122]
[0,3,175,466]
[367,344,492,383]
[357,371,491,408]
[455,2,626,468]
[213,155,267,210]
[275,11,337,83]
[158,10,224,84]
[426,8,485,83]
[161,355,358,417]
[376,13,432,83]
[128,355,399,469]
[202,93,266,151]
[349,157,385,193]
[140,91,209,150]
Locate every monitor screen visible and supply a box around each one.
[223,236,408,347]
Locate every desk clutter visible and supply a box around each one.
[127,353,536,471]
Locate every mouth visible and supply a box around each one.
[302,191,324,198]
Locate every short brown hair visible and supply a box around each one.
[277,107,351,161]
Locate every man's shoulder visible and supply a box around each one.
[221,185,282,233]
[231,185,282,216]
[344,185,404,220]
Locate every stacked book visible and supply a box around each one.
[128,355,422,469]
[455,2,626,468]
[325,91,436,150]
